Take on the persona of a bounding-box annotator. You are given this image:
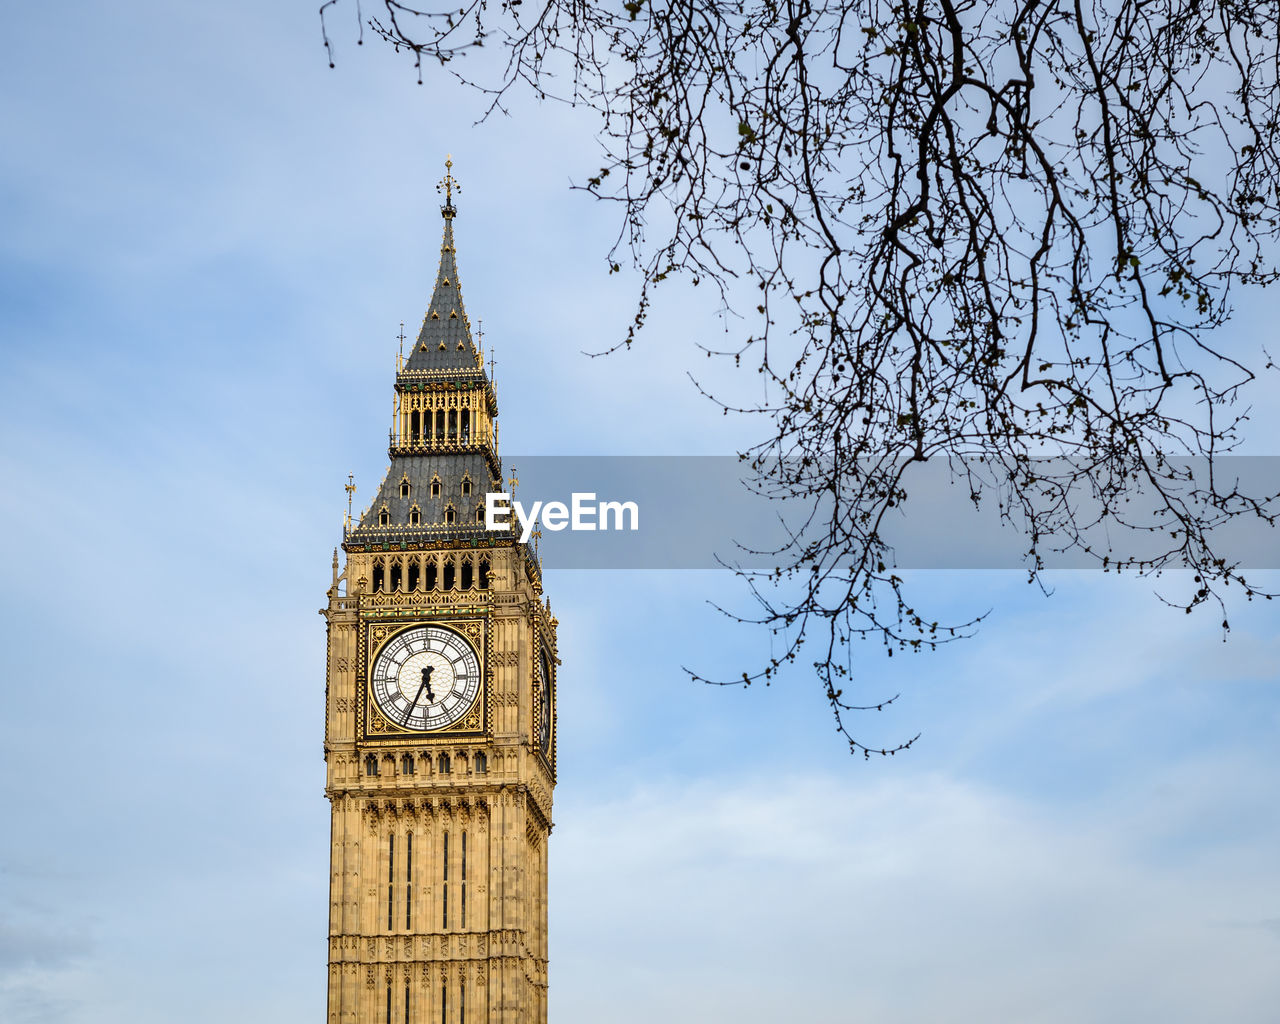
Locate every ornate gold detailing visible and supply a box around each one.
[344,473,357,533]
[361,590,494,611]
[446,705,481,732]
[438,155,459,215]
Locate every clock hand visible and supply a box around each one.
[403,666,435,723]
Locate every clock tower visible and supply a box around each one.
[321,162,557,1024]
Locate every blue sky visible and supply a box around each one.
[2,2,1278,1022]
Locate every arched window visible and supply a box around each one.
[437,753,451,774]
[364,754,378,777]
[475,504,485,524]
[400,477,411,498]
[460,560,473,590]
[460,409,471,442]
[409,506,421,526]
[389,559,402,592]
[400,753,415,775]
[378,506,390,526]
[478,559,490,589]
[443,560,455,590]
[409,410,420,441]
[461,475,472,497]
[474,751,487,774]
[444,506,456,526]
[430,476,441,498]
[372,560,385,593]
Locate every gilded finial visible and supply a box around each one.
[344,473,357,530]
[438,155,460,219]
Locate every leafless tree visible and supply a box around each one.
[323,0,1280,756]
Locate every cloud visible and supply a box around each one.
[1248,918,1280,939]
[0,909,91,1024]
[0,917,88,974]
[552,769,1280,1023]
[0,979,81,1024]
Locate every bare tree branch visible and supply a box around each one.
[325,0,1280,756]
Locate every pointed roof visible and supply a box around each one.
[345,451,504,547]
[403,159,481,373]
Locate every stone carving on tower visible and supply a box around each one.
[321,160,557,1024]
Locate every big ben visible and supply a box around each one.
[320,161,557,1024]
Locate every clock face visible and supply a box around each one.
[537,648,552,755]
[370,625,481,732]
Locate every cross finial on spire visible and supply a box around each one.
[438,155,460,219]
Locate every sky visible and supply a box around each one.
[1,2,1278,1022]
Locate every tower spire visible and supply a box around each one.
[403,156,480,372]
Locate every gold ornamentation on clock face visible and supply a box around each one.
[370,625,481,731]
